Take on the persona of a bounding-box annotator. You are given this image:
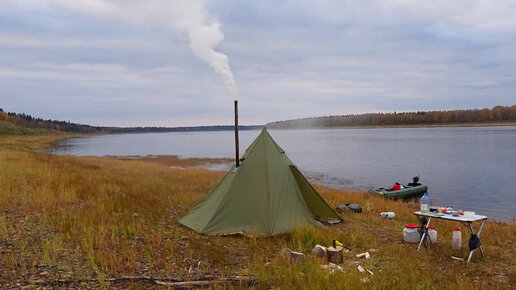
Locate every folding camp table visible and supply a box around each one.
[413,211,487,262]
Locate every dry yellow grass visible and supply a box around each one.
[0,134,514,289]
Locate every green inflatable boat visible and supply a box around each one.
[371,184,428,200]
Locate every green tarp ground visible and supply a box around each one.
[179,128,341,236]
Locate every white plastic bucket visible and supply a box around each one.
[424,226,437,243]
[452,228,461,249]
[403,224,421,243]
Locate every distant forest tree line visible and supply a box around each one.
[0,108,261,134]
[266,105,516,129]
[0,108,101,133]
[3,105,515,134]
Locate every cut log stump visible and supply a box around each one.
[327,246,344,264]
[281,248,306,264]
[312,245,327,259]
[289,250,306,264]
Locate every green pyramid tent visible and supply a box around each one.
[179,128,341,236]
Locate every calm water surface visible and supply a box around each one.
[48,126,516,221]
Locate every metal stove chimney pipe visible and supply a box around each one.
[234,100,240,167]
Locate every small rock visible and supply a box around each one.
[40,271,49,277]
[336,204,363,213]
[495,273,509,283]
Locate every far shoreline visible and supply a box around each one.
[266,121,516,130]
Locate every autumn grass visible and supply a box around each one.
[0,134,515,289]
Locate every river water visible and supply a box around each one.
[47,126,516,221]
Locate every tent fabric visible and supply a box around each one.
[179,128,342,236]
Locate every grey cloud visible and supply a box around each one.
[1,0,515,126]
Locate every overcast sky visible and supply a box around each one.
[1,0,515,126]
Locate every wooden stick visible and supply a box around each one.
[155,276,256,287]
[30,275,257,287]
[31,276,175,284]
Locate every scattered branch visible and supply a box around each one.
[29,275,257,288]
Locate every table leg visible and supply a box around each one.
[417,217,432,252]
[467,219,486,262]
[477,219,486,257]
[478,245,485,258]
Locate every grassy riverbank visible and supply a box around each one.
[0,135,514,288]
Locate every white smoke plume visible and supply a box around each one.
[43,0,238,99]
[188,24,238,99]
[171,1,238,99]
